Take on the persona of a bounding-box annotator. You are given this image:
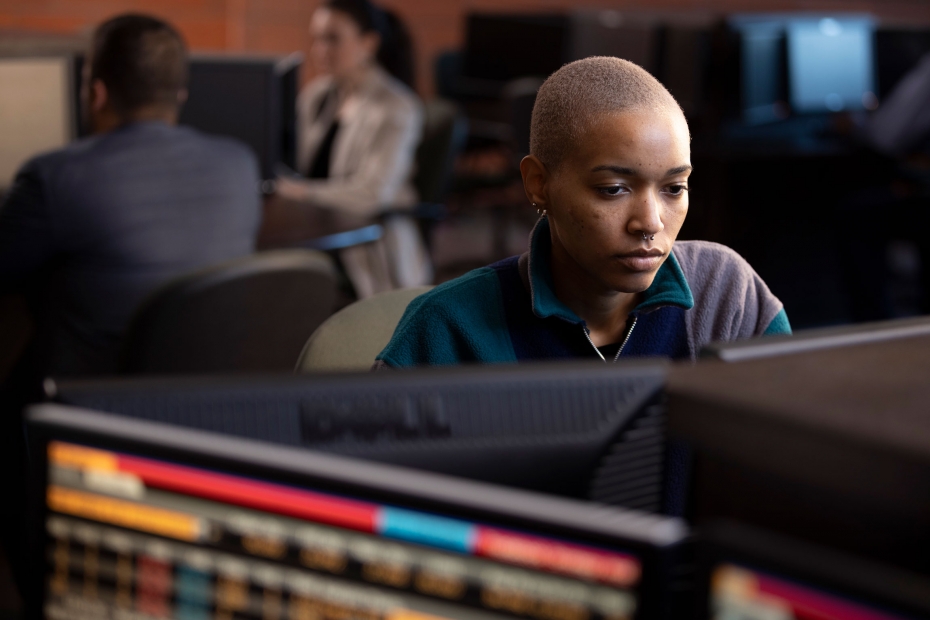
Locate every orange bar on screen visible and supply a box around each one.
[47,485,201,541]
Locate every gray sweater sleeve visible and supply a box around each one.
[672,241,784,356]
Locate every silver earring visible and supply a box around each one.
[534,203,546,216]
[642,232,655,241]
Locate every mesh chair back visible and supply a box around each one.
[120,250,337,374]
[297,285,433,372]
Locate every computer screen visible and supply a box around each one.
[48,362,675,514]
[786,16,876,113]
[700,523,930,620]
[28,404,689,619]
[0,55,75,190]
[729,14,876,123]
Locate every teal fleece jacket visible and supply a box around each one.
[378,218,790,367]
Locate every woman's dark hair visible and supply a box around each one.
[323,0,416,90]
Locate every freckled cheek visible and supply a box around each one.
[662,202,688,231]
[564,204,593,233]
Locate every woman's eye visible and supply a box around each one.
[597,185,626,196]
[665,184,689,196]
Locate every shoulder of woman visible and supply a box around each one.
[367,68,421,113]
[672,240,778,307]
[672,241,758,282]
[672,240,783,343]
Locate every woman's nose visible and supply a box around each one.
[628,190,664,237]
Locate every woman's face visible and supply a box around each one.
[310,7,379,80]
[542,108,692,295]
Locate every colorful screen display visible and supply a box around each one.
[43,441,641,620]
[711,563,914,620]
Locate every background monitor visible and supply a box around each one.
[729,13,876,123]
[27,404,690,619]
[730,17,789,125]
[462,14,570,83]
[178,53,302,181]
[47,361,678,514]
[0,55,75,190]
[699,522,930,619]
[786,16,876,113]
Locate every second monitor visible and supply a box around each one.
[48,361,675,514]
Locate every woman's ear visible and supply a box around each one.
[520,155,549,208]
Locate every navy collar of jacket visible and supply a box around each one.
[522,216,695,323]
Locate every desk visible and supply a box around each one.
[257,195,382,251]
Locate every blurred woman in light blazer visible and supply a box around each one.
[275,0,431,297]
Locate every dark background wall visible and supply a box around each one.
[1,0,929,96]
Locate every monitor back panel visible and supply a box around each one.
[50,363,670,512]
[670,335,930,576]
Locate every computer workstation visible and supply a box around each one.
[27,404,689,620]
[21,314,930,619]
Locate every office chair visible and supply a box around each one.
[413,99,469,206]
[120,250,337,374]
[296,285,433,372]
[389,99,468,242]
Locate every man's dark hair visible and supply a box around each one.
[90,14,188,116]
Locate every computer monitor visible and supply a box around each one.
[0,55,76,190]
[700,315,930,362]
[462,14,571,83]
[670,334,930,577]
[729,13,876,124]
[569,11,660,76]
[179,53,302,182]
[27,404,690,619]
[71,52,301,182]
[47,361,675,514]
[786,16,876,114]
[698,522,930,619]
[730,17,789,125]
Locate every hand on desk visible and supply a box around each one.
[273,176,312,203]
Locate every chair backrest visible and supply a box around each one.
[297,285,433,372]
[413,99,468,204]
[120,250,337,374]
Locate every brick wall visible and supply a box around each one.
[2,0,928,95]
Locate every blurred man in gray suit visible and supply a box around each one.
[0,14,261,606]
[0,14,262,380]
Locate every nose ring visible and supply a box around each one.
[642,232,655,241]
